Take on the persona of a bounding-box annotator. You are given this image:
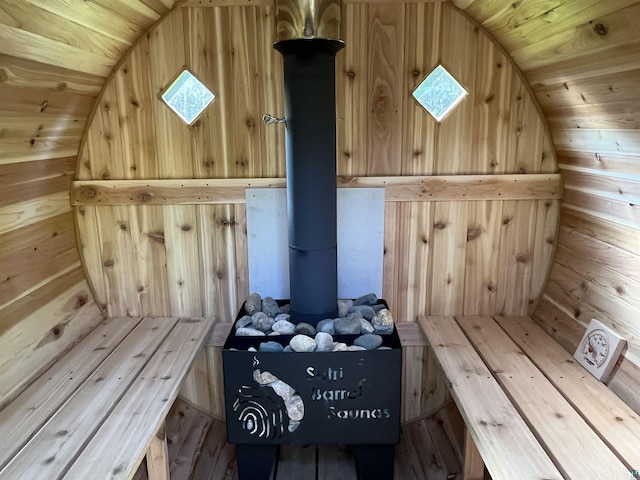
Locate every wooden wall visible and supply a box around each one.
[0,1,174,407]
[73,2,560,419]
[74,2,559,320]
[452,0,640,413]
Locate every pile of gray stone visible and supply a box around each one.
[232,292,395,353]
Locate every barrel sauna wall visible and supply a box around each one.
[72,2,560,420]
[450,0,640,413]
[0,1,176,408]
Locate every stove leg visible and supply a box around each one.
[353,444,395,480]
[236,444,278,480]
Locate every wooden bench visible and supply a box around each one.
[0,315,214,480]
[419,315,640,480]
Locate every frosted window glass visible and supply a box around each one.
[412,65,467,122]
[161,70,215,125]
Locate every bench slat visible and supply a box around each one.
[65,316,214,479]
[0,317,180,480]
[495,315,640,472]
[418,316,562,480]
[0,317,142,471]
[457,315,630,479]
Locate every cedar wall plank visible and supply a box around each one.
[401,2,440,175]
[337,3,369,176]
[19,0,160,44]
[0,191,71,234]
[0,22,113,77]
[114,35,159,180]
[0,157,75,207]
[536,68,640,110]
[366,3,405,175]
[0,0,130,61]
[510,3,640,72]
[0,212,80,307]
[0,278,102,408]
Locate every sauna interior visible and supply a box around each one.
[1,0,639,478]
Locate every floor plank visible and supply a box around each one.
[275,445,317,479]
[166,401,213,479]
[318,445,357,479]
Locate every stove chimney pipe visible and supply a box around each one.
[274,0,344,325]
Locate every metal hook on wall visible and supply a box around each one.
[263,113,286,126]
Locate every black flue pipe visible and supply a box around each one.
[274,39,344,326]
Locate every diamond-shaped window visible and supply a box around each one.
[161,69,215,125]
[412,64,468,122]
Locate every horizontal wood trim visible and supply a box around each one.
[71,174,563,205]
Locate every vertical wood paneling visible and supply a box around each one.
[83,81,125,180]
[435,3,477,174]
[337,3,368,176]
[163,205,204,316]
[76,3,558,326]
[463,201,502,314]
[366,3,405,175]
[227,7,264,178]
[198,204,239,320]
[71,3,560,421]
[257,4,285,178]
[135,206,171,316]
[529,199,560,313]
[429,201,469,315]
[97,206,142,317]
[186,7,230,179]
[390,202,432,322]
[115,35,159,180]
[233,203,249,311]
[495,200,537,315]
[148,8,192,179]
[401,2,440,175]
[472,33,513,174]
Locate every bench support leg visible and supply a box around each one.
[147,422,170,480]
[236,444,277,480]
[353,444,395,480]
[463,429,484,480]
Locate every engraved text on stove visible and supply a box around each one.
[307,365,392,420]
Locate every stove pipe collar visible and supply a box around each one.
[276,0,342,42]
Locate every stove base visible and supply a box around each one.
[235,444,395,480]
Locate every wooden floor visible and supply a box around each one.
[135,398,465,480]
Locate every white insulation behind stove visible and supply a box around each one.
[246,188,385,300]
